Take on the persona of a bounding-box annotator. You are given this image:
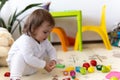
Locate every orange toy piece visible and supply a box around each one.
[52,27,69,52]
[74,78,79,80]
[63,71,69,76]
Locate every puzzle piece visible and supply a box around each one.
[106,71,120,79]
[55,64,65,68]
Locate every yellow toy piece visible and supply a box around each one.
[65,66,74,72]
[106,65,111,71]
[88,66,95,73]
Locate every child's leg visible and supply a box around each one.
[10,53,26,80]
[10,53,38,80]
[10,77,21,80]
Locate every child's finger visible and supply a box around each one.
[50,65,55,69]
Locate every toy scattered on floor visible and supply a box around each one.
[65,66,74,72]
[70,70,76,77]
[70,70,76,79]
[63,59,111,76]
[74,78,79,80]
[96,65,103,71]
[63,71,69,76]
[82,62,90,70]
[80,67,87,75]
[101,65,111,73]
[4,72,10,77]
[90,60,97,66]
[75,66,81,72]
[82,60,97,70]
[110,76,119,80]
[54,59,111,80]
[62,77,71,80]
[88,66,95,73]
[106,71,120,79]
[55,64,65,68]
[53,58,111,80]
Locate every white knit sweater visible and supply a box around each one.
[6,34,57,68]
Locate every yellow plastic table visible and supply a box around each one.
[50,10,82,51]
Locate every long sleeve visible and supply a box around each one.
[7,34,57,69]
[45,39,57,61]
[19,38,47,68]
[21,49,46,68]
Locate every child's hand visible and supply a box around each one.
[44,62,52,72]
[44,60,56,72]
[49,60,56,69]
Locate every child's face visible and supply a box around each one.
[34,21,53,42]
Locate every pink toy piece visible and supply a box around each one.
[106,71,120,79]
[70,70,76,76]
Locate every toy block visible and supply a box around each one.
[63,77,71,80]
[75,66,81,72]
[63,71,69,76]
[70,70,76,77]
[65,66,74,72]
[4,72,10,77]
[55,64,65,68]
[106,71,120,79]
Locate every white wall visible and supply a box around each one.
[1,0,120,41]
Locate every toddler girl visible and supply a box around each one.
[6,9,57,80]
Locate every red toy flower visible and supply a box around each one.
[4,72,10,77]
[90,60,97,66]
[83,62,90,70]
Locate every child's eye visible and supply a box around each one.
[43,31,47,34]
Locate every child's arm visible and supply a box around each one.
[45,39,57,61]
[20,41,47,69]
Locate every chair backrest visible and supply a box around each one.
[101,5,106,28]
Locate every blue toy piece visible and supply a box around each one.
[117,32,120,38]
[75,66,81,72]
